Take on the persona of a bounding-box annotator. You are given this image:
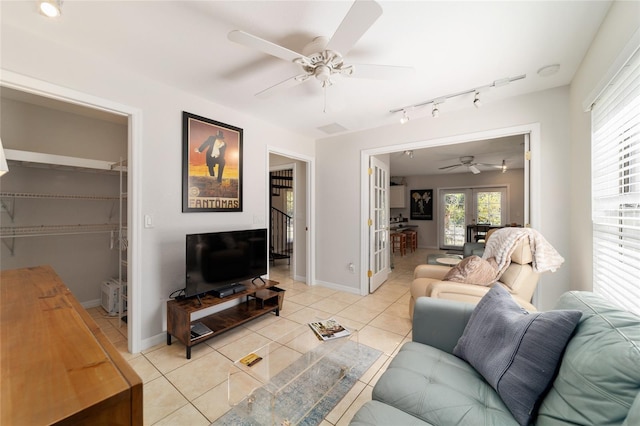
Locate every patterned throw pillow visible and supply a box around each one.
[453,285,581,426]
[443,255,498,286]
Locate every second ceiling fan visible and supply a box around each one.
[439,156,505,174]
[227,0,414,98]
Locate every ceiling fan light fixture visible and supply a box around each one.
[39,0,62,18]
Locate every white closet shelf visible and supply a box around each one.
[5,149,125,173]
[0,192,119,201]
[1,224,119,238]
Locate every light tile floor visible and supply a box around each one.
[88,247,444,425]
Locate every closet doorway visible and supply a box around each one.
[0,73,141,353]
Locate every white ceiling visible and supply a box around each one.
[388,134,525,177]
[0,0,610,139]
[1,0,611,143]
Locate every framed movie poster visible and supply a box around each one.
[410,189,433,220]
[182,112,243,212]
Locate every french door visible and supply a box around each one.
[368,156,389,292]
[439,187,507,250]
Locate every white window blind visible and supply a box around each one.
[592,47,640,316]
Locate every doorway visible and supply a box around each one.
[268,150,313,284]
[1,71,142,353]
[439,186,508,250]
[359,125,538,296]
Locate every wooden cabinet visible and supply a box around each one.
[390,185,406,208]
[167,279,281,359]
[0,266,142,426]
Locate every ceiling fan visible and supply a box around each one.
[439,156,504,174]
[227,0,414,98]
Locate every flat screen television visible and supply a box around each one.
[185,228,268,298]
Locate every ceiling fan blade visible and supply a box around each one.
[326,0,383,55]
[348,64,415,80]
[479,164,503,169]
[255,74,310,99]
[439,164,462,170]
[468,165,481,174]
[228,30,307,63]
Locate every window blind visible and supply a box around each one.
[592,47,640,316]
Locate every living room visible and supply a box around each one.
[1,0,639,425]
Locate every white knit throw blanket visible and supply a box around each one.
[482,227,565,276]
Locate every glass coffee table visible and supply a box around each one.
[227,322,359,425]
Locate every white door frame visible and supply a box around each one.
[267,146,315,287]
[1,69,144,353]
[359,123,540,296]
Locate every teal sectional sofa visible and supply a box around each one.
[351,291,640,425]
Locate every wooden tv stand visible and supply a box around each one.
[166,278,281,359]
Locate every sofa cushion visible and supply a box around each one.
[537,291,640,426]
[443,255,497,285]
[453,285,581,426]
[350,400,432,425]
[372,341,518,425]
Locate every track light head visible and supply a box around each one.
[39,0,62,17]
[400,110,409,124]
[431,104,440,118]
[404,150,414,159]
[501,160,507,173]
[473,92,482,108]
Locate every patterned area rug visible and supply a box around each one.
[212,340,382,426]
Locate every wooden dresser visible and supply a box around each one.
[0,265,142,425]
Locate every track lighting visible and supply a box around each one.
[473,92,482,108]
[39,0,62,18]
[501,160,507,173]
[390,74,526,120]
[404,150,414,159]
[400,110,410,124]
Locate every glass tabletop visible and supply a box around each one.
[227,322,359,425]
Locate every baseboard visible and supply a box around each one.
[81,298,101,309]
[313,280,361,295]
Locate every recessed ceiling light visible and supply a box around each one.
[39,0,62,18]
[537,64,560,77]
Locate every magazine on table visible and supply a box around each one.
[190,322,213,340]
[308,318,351,341]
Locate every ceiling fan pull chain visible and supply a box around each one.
[323,86,327,113]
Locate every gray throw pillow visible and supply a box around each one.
[453,285,581,426]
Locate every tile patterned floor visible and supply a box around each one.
[87,247,442,425]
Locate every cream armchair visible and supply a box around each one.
[409,236,539,318]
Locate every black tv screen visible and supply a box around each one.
[185,228,268,298]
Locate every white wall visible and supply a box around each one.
[317,86,570,310]
[569,1,640,291]
[1,24,314,351]
[392,169,525,249]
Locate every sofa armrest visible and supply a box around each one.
[413,264,450,280]
[430,282,538,311]
[412,297,475,354]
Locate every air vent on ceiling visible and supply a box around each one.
[318,123,348,135]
